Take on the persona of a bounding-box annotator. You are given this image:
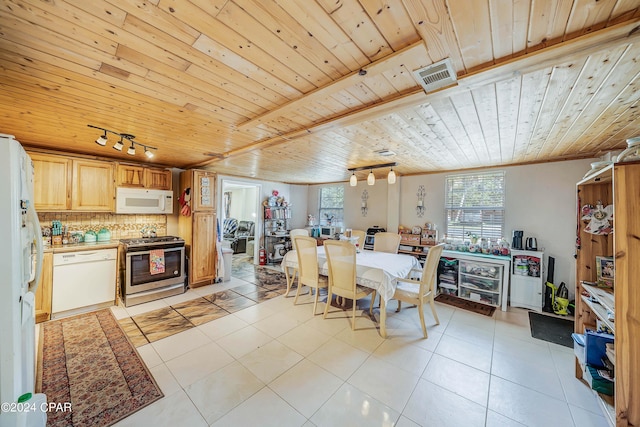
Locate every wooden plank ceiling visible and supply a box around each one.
[1,0,640,184]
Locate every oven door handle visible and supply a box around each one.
[125,247,183,257]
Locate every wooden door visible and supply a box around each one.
[35,252,53,323]
[192,170,216,211]
[71,159,115,211]
[29,152,71,211]
[116,164,145,187]
[145,168,172,190]
[190,211,217,286]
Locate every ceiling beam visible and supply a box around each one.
[236,40,430,131]
[189,18,640,169]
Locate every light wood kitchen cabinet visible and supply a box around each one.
[117,163,172,190]
[71,159,115,211]
[144,168,172,190]
[35,252,53,323]
[30,153,72,211]
[191,170,216,211]
[178,169,217,287]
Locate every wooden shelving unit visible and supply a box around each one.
[574,161,640,426]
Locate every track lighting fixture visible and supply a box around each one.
[88,124,157,158]
[347,162,398,186]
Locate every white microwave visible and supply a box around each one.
[320,226,338,237]
[116,188,174,214]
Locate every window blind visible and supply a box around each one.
[444,171,505,241]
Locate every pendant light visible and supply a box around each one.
[387,168,396,184]
[347,162,397,186]
[367,169,375,185]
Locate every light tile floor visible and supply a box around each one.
[112,260,608,427]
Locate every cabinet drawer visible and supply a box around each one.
[459,287,499,306]
[460,260,502,279]
[460,273,500,292]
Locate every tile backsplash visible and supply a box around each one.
[37,212,168,240]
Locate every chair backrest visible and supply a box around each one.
[351,230,366,248]
[419,243,445,297]
[373,232,402,253]
[290,229,310,251]
[324,240,356,293]
[294,236,319,286]
[237,221,254,237]
[223,218,238,238]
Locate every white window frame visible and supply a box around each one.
[318,186,344,226]
[444,171,505,241]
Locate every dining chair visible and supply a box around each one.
[293,235,328,314]
[285,229,310,296]
[373,232,402,254]
[350,229,366,248]
[392,243,445,338]
[323,240,376,330]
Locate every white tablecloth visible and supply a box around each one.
[282,247,420,302]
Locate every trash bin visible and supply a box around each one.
[221,247,233,282]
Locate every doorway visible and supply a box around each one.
[220,179,261,264]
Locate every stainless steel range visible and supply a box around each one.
[364,226,386,250]
[120,236,186,307]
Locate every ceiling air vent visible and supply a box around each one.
[374,149,396,157]
[412,58,457,93]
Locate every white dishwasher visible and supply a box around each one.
[52,248,117,318]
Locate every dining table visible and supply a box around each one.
[281,246,421,337]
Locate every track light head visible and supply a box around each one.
[367,169,375,185]
[144,147,154,158]
[127,143,136,156]
[349,173,357,187]
[95,132,107,146]
[113,138,124,151]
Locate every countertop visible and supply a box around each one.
[44,240,120,254]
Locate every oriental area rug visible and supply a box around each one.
[37,309,163,427]
[435,294,496,317]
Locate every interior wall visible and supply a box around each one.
[398,158,595,299]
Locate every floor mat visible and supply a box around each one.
[38,309,163,426]
[434,294,496,317]
[528,311,574,348]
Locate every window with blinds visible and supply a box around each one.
[444,171,505,241]
[319,186,344,226]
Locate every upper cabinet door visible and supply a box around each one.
[71,159,115,211]
[116,164,145,187]
[29,153,72,211]
[144,168,172,190]
[192,170,216,211]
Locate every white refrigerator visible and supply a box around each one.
[0,134,45,425]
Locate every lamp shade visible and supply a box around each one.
[350,173,357,186]
[95,134,107,146]
[367,170,375,185]
[387,169,396,184]
[145,148,154,158]
[113,140,124,151]
[127,144,136,155]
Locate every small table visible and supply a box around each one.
[282,247,420,337]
